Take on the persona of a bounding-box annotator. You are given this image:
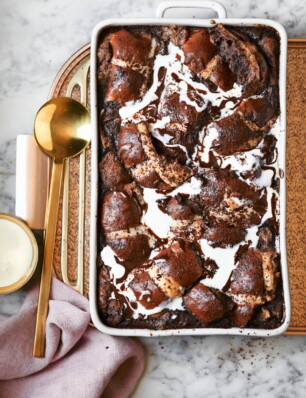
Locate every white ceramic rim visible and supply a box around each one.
[90,1,291,337]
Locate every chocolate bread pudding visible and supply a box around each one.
[96,24,284,330]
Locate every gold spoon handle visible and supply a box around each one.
[33,159,64,358]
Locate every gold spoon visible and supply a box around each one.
[33,97,91,358]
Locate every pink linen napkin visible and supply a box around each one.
[0,277,145,398]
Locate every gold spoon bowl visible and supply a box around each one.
[34,98,91,159]
[33,97,91,357]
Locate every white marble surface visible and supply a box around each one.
[0,0,306,397]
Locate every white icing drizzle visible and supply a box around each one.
[199,238,240,290]
[217,100,236,120]
[261,188,274,224]
[139,290,151,300]
[221,148,263,176]
[252,169,274,189]
[140,177,203,239]
[169,176,203,196]
[119,42,243,125]
[123,287,185,319]
[199,182,277,292]
[151,116,171,129]
[133,297,185,319]
[141,188,174,239]
[150,120,190,160]
[197,125,220,163]
[101,246,125,280]
[215,94,264,122]
[199,221,261,291]
[178,80,207,112]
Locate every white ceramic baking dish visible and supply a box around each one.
[90,0,291,337]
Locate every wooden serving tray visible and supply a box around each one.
[50,39,306,335]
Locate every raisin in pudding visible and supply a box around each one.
[96,24,284,330]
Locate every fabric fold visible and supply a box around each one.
[0,277,145,398]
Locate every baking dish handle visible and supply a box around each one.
[156,1,227,19]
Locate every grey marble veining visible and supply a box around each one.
[135,335,306,398]
[0,0,306,397]
[0,138,16,173]
[0,289,26,318]
[0,174,16,214]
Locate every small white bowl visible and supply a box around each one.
[0,213,38,295]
